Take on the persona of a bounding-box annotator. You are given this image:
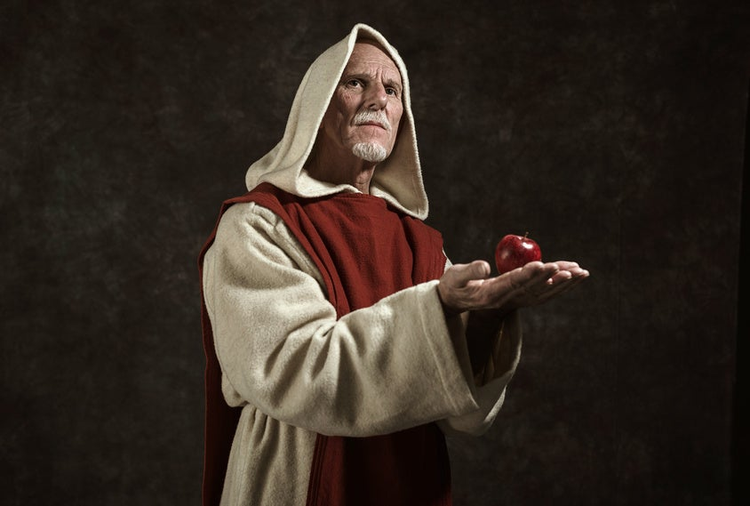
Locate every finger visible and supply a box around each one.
[517,261,560,286]
[555,267,589,284]
[538,267,590,300]
[552,260,581,271]
[549,261,592,280]
[548,269,573,284]
[545,261,590,282]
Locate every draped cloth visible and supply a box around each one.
[198,182,452,506]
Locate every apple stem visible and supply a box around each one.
[524,231,529,239]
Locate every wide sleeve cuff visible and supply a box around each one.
[438,310,523,437]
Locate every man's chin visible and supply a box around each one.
[352,142,388,163]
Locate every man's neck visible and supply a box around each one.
[306,149,377,194]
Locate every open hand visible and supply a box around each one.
[437,260,589,316]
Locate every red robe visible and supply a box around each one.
[199,182,452,506]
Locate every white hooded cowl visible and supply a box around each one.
[244,23,429,220]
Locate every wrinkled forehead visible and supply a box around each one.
[344,39,403,82]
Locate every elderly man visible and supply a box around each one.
[199,23,588,506]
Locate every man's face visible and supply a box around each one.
[318,41,404,163]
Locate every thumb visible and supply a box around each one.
[450,260,491,285]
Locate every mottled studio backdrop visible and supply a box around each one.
[2,1,747,505]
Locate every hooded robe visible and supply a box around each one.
[199,23,523,506]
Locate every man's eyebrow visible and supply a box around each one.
[341,72,368,81]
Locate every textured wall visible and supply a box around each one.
[2,1,747,505]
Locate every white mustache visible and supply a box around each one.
[353,110,392,132]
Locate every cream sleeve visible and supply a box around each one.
[202,201,521,438]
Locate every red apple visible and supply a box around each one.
[494,232,542,274]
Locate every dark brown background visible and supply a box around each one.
[2,1,747,505]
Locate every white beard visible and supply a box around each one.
[352,142,388,163]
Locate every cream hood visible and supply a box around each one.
[244,23,429,220]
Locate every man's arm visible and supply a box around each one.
[203,202,482,437]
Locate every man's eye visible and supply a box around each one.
[347,79,362,87]
[386,88,398,96]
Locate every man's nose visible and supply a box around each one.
[364,82,388,109]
